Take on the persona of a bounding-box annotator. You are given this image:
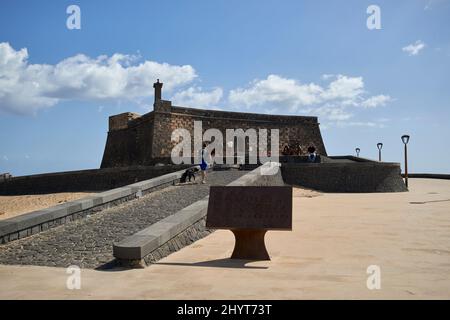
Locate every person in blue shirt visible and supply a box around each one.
[307,146,317,163]
[200,142,210,184]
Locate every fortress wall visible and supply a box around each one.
[281,162,407,193]
[151,105,327,160]
[0,165,190,195]
[101,101,327,168]
[101,113,155,168]
[151,106,174,159]
[109,112,141,131]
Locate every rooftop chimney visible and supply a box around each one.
[153,79,163,103]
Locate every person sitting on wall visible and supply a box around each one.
[307,146,317,163]
[199,142,211,184]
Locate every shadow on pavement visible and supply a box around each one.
[154,258,269,269]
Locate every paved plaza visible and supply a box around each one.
[0,178,449,299]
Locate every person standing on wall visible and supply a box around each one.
[200,142,210,184]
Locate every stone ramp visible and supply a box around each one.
[0,171,246,269]
[113,162,285,267]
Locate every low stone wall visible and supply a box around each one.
[281,162,407,193]
[141,217,212,266]
[0,169,189,244]
[0,165,190,195]
[113,163,284,267]
[403,173,450,180]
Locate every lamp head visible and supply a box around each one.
[377,143,383,150]
[401,135,410,145]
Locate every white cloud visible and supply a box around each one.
[321,74,335,80]
[0,42,392,129]
[321,75,364,101]
[171,87,223,109]
[402,40,426,56]
[227,74,391,123]
[0,42,197,114]
[361,94,392,108]
[316,105,353,121]
[424,0,447,10]
[229,74,323,112]
[335,121,386,128]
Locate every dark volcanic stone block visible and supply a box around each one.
[281,162,407,193]
[206,186,293,230]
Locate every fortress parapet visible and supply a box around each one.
[109,112,142,131]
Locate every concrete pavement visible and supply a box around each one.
[0,178,449,299]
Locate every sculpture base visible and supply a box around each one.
[230,229,270,261]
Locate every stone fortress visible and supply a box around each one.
[101,80,327,167]
[0,80,407,197]
[99,80,407,194]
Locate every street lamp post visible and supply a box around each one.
[377,143,383,162]
[355,148,360,157]
[401,135,410,189]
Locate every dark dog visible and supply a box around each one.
[180,168,199,183]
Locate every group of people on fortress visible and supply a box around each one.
[282,144,318,162]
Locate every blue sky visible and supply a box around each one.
[0,0,449,175]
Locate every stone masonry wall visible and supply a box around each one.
[281,162,407,193]
[101,113,155,168]
[101,102,327,167]
[0,165,189,195]
[153,106,327,161]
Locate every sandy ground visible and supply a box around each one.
[0,179,449,299]
[292,186,321,198]
[0,193,94,220]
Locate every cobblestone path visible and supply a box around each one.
[0,170,246,269]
